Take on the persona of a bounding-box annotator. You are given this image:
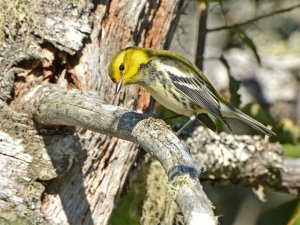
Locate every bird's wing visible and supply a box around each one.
[155,56,230,129]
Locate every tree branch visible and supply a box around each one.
[185,126,300,196]
[207,3,300,32]
[20,84,299,224]
[23,85,217,225]
[195,1,208,70]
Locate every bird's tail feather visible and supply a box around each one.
[221,103,275,136]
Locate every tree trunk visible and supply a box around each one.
[0,0,184,224]
[2,1,297,225]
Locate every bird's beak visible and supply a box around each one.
[116,75,124,94]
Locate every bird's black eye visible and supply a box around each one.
[119,64,125,71]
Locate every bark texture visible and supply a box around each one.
[39,1,184,224]
[0,0,184,224]
[186,126,300,195]
[22,84,217,225]
[1,1,296,225]
[138,127,300,225]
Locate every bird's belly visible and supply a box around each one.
[145,85,194,117]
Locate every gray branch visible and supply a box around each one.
[186,126,300,196]
[21,84,299,225]
[23,85,217,225]
[207,3,300,32]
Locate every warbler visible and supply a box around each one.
[108,46,275,136]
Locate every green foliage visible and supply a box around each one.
[229,76,241,107]
[272,119,300,144]
[109,163,149,225]
[272,119,300,157]
[234,28,261,65]
[288,203,300,225]
[153,105,189,128]
[257,199,299,225]
[243,104,300,156]
[109,191,141,225]
[220,55,241,107]
[242,103,271,126]
[283,144,300,158]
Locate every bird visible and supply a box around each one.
[108,46,275,136]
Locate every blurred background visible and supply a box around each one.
[111,0,300,224]
[173,1,300,224]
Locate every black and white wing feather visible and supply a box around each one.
[156,56,231,129]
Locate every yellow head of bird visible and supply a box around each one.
[108,46,149,93]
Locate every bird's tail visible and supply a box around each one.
[221,103,275,136]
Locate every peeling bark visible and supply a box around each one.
[21,84,216,225]
[0,0,185,224]
[0,101,80,223]
[2,1,295,225]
